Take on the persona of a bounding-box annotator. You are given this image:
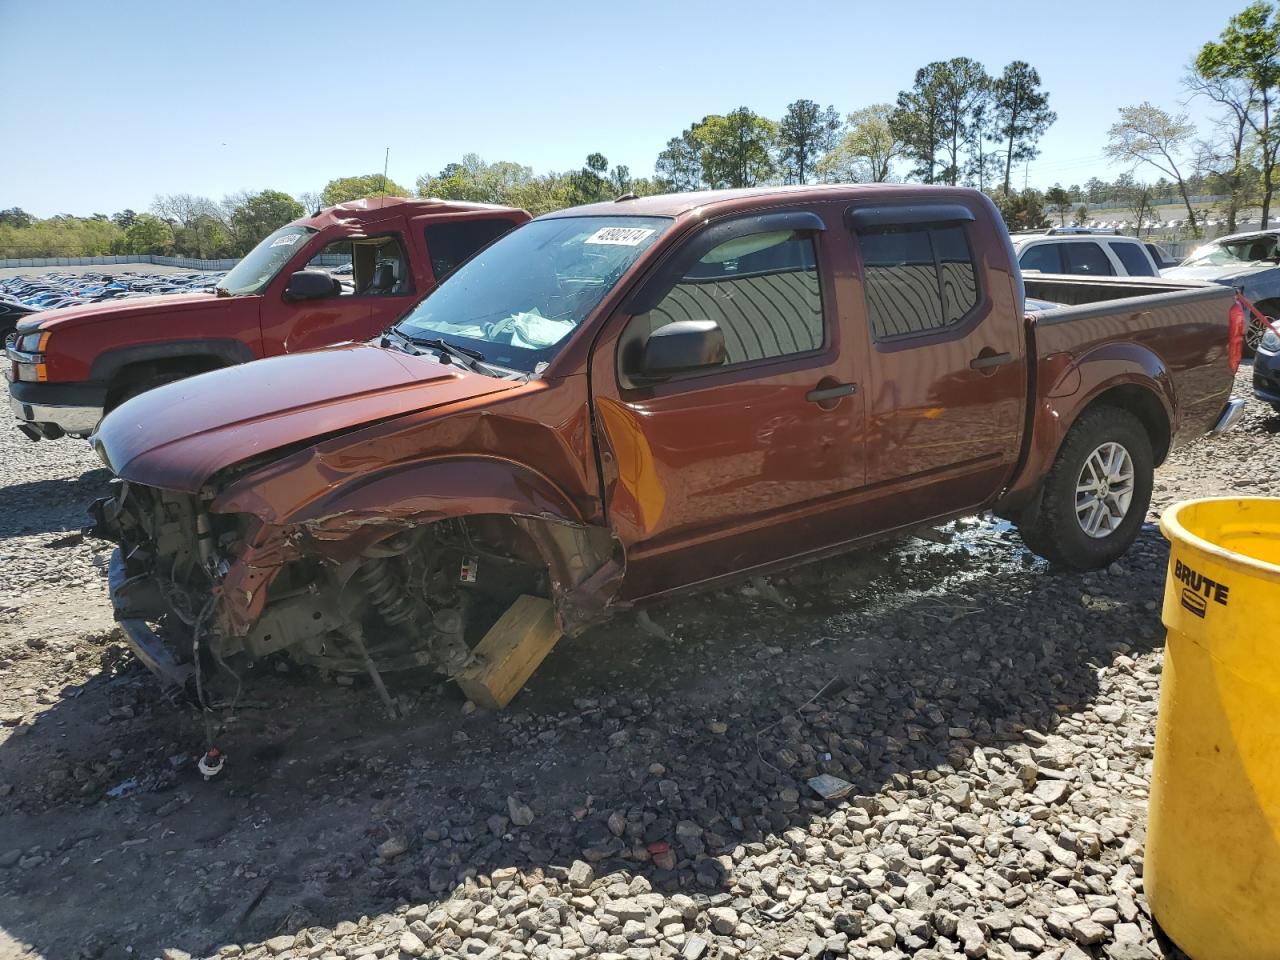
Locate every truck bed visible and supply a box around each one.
[997,273,1238,513]
[1022,273,1228,310]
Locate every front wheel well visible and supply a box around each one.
[104,356,227,410]
[1076,384,1171,466]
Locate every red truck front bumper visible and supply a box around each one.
[6,378,106,439]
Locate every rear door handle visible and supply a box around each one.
[806,382,858,403]
[970,352,1012,370]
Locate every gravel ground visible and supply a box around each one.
[0,367,1274,960]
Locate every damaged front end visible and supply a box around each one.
[88,478,599,694]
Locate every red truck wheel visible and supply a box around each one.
[106,372,188,413]
[1017,406,1154,571]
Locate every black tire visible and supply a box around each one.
[1016,406,1154,571]
[106,372,187,413]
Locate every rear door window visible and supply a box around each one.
[1108,241,1156,276]
[933,225,980,323]
[1019,242,1063,274]
[1063,242,1115,276]
[425,219,520,280]
[856,223,981,339]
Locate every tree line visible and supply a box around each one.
[2,3,1275,259]
[649,59,1054,198]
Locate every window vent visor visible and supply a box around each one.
[846,204,976,232]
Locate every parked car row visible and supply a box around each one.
[1083,217,1266,231]
[0,270,228,338]
[3,184,1246,706]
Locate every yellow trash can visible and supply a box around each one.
[1147,498,1280,959]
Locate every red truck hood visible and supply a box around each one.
[18,293,226,333]
[92,344,518,492]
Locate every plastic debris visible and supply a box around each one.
[198,748,225,780]
[106,778,138,798]
[808,774,854,800]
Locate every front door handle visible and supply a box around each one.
[970,351,1012,370]
[806,382,858,403]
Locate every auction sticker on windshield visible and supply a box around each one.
[270,234,303,247]
[584,227,656,246]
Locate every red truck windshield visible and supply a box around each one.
[395,215,671,372]
[216,225,318,295]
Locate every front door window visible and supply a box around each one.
[592,211,867,599]
[304,235,412,296]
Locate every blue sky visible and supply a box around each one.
[1,0,1231,217]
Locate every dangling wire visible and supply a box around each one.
[190,596,217,749]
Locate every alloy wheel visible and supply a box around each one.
[1247,316,1266,351]
[1075,441,1135,539]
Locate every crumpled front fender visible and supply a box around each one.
[210,455,613,639]
[285,455,587,532]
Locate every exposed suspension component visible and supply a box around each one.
[355,556,417,626]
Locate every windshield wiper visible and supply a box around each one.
[399,333,492,375]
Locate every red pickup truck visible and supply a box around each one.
[90,184,1244,693]
[5,198,529,440]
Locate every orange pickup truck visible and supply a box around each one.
[89,184,1245,691]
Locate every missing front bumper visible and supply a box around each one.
[108,549,193,691]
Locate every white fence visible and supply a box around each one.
[0,253,350,271]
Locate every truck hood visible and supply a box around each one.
[92,343,519,492]
[17,292,224,334]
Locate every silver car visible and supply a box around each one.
[1163,230,1280,353]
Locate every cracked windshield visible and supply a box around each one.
[395,215,671,371]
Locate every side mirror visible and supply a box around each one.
[284,269,340,302]
[638,320,726,380]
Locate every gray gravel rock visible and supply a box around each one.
[5,367,1274,960]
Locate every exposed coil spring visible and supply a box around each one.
[355,556,417,626]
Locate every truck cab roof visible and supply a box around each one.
[301,196,523,231]
[543,182,911,222]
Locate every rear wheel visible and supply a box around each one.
[1016,406,1154,570]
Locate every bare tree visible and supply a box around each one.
[1196,1,1280,227]
[296,191,323,214]
[1186,69,1256,233]
[151,193,218,229]
[218,190,254,251]
[1106,103,1200,237]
